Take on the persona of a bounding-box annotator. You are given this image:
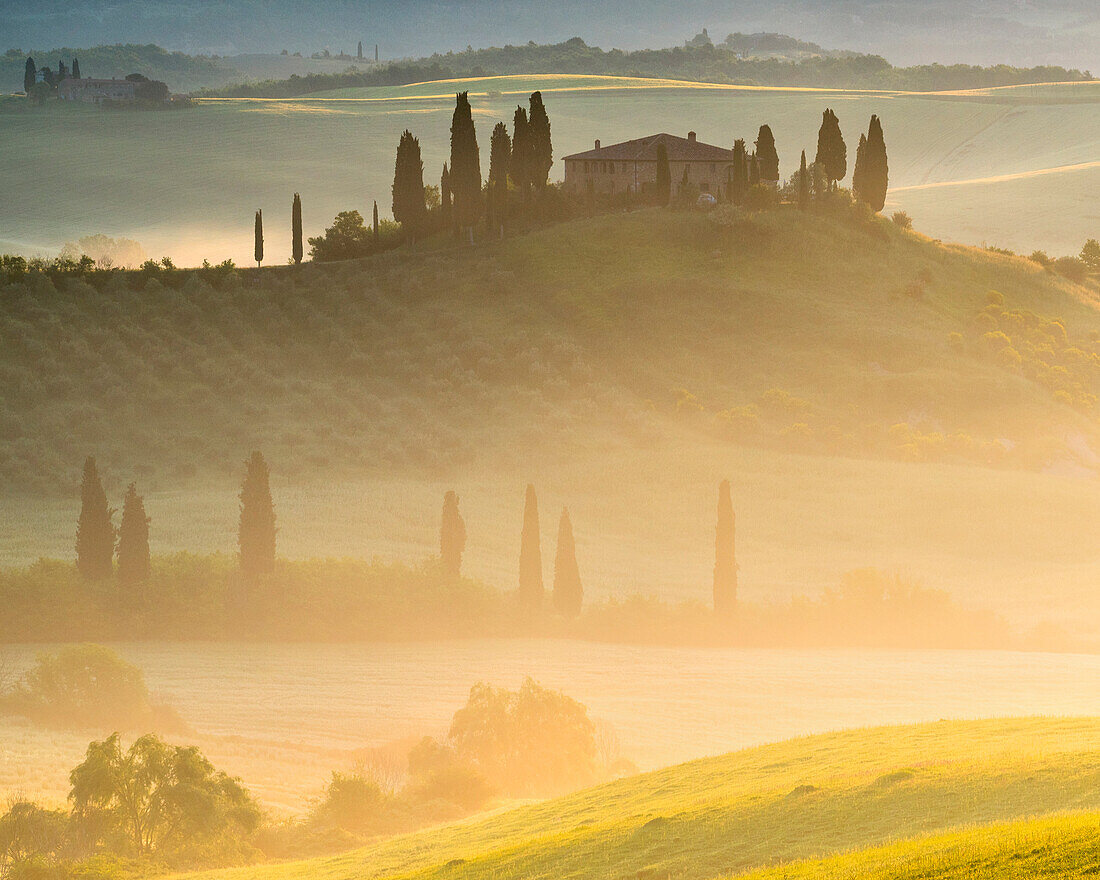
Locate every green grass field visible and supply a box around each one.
[174,717,1100,880]
[1,75,1097,264]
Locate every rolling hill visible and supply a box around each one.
[2,207,1100,632]
[176,717,1100,880]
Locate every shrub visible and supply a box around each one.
[312,773,386,833]
[1052,256,1087,283]
[891,211,912,229]
[1029,250,1053,268]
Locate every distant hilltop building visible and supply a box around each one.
[563,132,738,198]
[58,77,137,104]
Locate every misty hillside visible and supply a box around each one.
[2,0,1097,70]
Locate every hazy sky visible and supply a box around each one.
[1,0,1097,69]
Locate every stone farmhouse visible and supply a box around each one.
[57,77,137,104]
[563,132,738,198]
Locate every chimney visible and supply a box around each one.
[687,131,697,143]
[594,139,601,150]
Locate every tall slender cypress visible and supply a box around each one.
[798,150,809,211]
[488,121,511,238]
[655,143,671,206]
[440,164,453,233]
[527,91,552,191]
[291,193,303,264]
[76,457,115,580]
[552,508,582,619]
[117,483,151,594]
[510,106,531,199]
[518,484,543,609]
[731,139,749,205]
[372,200,380,242]
[254,210,263,267]
[852,133,868,204]
[72,57,80,79]
[862,115,889,212]
[815,108,847,191]
[24,57,36,93]
[392,129,427,242]
[449,92,482,242]
[440,490,466,580]
[713,480,737,617]
[239,451,276,581]
[754,124,779,183]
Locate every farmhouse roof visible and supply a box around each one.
[564,132,736,162]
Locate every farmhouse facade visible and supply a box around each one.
[57,77,137,104]
[563,132,738,197]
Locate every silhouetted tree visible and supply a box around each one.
[440,490,467,580]
[238,451,276,581]
[798,150,809,210]
[552,508,582,619]
[440,163,453,233]
[72,58,80,79]
[862,114,889,212]
[655,143,671,206]
[714,479,737,616]
[748,151,761,186]
[519,484,543,609]
[57,61,68,80]
[254,210,263,267]
[488,121,511,238]
[852,132,868,203]
[23,57,36,94]
[528,91,552,191]
[754,124,779,183]
[1081,239,1100,272]
[117,483,151,593]
[449,92,482,242]
[291,193,303,264]
[511,106,531,199]
[393,129,427,242]
[815,108,847,190]
[372,200,380,242]
[731,139,749,205]
[357,41,363,61]
[76,457,115,580]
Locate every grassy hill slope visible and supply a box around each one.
[4,208,1100,624]
[179,717,1100,880]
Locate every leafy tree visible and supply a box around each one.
[510,106,531,198]
[449,91,482,242]
[655,142,671,206]
[527,91,552,190]
[117,483,151,593]
[754,124,779,182]
[0,801,69,872]
[730,139,749,205]
[253,209,263,267]
[72,57,80,79]
[815,108,847,190]
[448,677,597,796]
[69,733,260,857]
[714,479,737,616]
[518,484,543,609]
[238,451,275,581]
[291,193,303,264]
[76,457,115,581]
[392,129,427,241]
[1081,239,1100,272]
[798,150,809,210]
[440,490,466,580]
[487,121,511,237]
[23,57,35,94]
[552,508,582,618]
[308,210,372,261]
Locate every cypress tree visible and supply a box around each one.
[76,456,115,580]
[815,108,847,191]
[72,57,80,79]
[440,490,467,580]
[863,115,889,212]
[392,129,427,242]
[731,139,749,205]
[798,150,809,211]
[357,41,363,60]
[510,106,531,199]
[852,132,868,204]
[748,151,761,186]
[552,508,582,619]
[655,143,671,206]
[488,121,511,238]
[440,163,453,233]
[291,193,303,265]
[24,57,36,94]
[239,451,276,581]
[527,91,552,191]
[372,200,380,242]
[449,91,482,243]
[117,483,151,593]
[713,479,737,617]
[754,124,779,183]
[254,209,263,267]
[518,484,543,609]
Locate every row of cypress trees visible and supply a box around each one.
[23,56,81,93]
